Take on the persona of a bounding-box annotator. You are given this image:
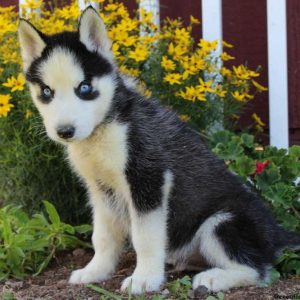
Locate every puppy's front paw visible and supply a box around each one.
[121,273,164,294]
[69,266,110,284]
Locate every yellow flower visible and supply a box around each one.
[181,55,205,79]
[198,39,218,54]
[137,81,152,98]
[252,80,268,92]
[252,113,265,127]
[117,19,138,32]
[220,67,232,78]
[179,114,191,122]
[114,31,137,47]
[231,91,246,102]
[221,52,235,61]
[168,43,187,61]
[3,74,26,92]
[112,43,121,57]
[214,85,227,98]
[161,56,176,71]
[178,86,205,101]
[164,73,182,85]
[139,8,154,24]
[129,45,149,62]
[233,65,260,80]
[0,15,17,36]
[198,78,214,93]
[56,4,80,20]
[0,94,14,117]
[174,28,190,43]
[25,109,33,119]
[222,41,234,48]
[190,16,200,25]
[105,3,119,12]
[21,0,43,10]
[119,65,140,77]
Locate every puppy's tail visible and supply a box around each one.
[276,229,300,251]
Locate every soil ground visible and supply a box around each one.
[1,249,300,300]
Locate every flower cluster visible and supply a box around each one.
[0,0,267,132]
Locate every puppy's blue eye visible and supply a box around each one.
[43,87,52,97]
[75,81,99,100]
[79,82,92,95]
[40,86,53,103]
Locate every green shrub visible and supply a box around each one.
[209,130,300,275]
[0,201,92,280]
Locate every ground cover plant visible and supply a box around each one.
[0,201,92,280]
[0,0,299,297]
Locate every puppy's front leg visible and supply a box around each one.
[121,206,167,294]
[69,189,127,284]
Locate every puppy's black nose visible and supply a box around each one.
[57,126,75,139]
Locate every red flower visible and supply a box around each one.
[255,160,270,174]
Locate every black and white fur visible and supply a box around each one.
[18,7,300,294]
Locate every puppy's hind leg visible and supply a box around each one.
[192,212,261,292]
[69,188,128,284]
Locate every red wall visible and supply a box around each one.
[287,0,300,145]
[2,0,18,6]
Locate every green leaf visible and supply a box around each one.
[209,130,233,148]
[289,145,300,158]
[86,285,123,300]
[30,238,49,251]
[2,291,16,300]
[217,292,225,300]
[241,133,254,148]
[43,201,61,227]
[263,183,294,209]
[2,218,13,245]
[34,252,53,276]
[62,224,75,235]
[206,296,218,300]
[179,275,192,287]
[255,167,281,192]
[231,156,256,177]
[74,224,93,234]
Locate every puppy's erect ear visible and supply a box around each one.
[78,7,112,56]
[18,19,46,71]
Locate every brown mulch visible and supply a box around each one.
[1,249,300,300]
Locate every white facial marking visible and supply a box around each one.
[28,47,116,143]
[39,48,84,90]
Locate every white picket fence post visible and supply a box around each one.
[201,0,223,132]
[267,0,289,148]
[139,0,160,30]
[201,0,223,55]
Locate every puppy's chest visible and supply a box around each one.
[67,122,130,196]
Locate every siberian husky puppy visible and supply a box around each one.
[18,7,300,294]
